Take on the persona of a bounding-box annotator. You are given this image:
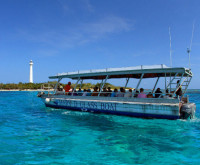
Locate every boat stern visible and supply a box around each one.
[180,103,196,119]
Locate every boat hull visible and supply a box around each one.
[45,103,180,119]
[42,96,181,120]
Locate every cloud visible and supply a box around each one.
[81,16,132,36]
[70,16,134,45]
[57,0,94,13]
[16,16,134,52]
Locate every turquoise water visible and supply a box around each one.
[0,91,200,165]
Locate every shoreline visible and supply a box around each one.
[0,89,199,92]
[0,89,54,92]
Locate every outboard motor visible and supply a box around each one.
[180,103,196,119]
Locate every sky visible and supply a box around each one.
[0,0,200,88]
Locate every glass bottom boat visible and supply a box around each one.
[38,64,196,120]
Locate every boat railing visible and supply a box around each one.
[43,89,190,104]
[49,94,180,104]
[40,83,55,96]
[53,90,179,98]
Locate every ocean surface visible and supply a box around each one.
[0,91,200,165]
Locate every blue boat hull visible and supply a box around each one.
[45,103,180,120]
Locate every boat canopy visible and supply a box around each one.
[49,64,192,80]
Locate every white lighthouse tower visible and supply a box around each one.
[29,60,33,83]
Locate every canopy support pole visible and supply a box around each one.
[170,73,173,92]
[132,73,144,97]
[72,78,80,96]
[124,78,130,89]
[98,75,109,97]
[54,78,62,93]
[152,77,160,93]
[79,79,83,89]
[165,73,167,93]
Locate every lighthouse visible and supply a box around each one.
[29,60,33,83]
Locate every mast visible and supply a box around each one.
[169,27,172,67]
[188,22,195,69]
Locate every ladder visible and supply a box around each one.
[166,73,192,97]
[177,76,192,96]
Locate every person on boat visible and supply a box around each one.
[175,80,182,98]
[57,86,61,92]
[134,90,139,97]
[71,88,78,96]
[82,89,88,96]
[116,87,125,97]
[163,89,171,98]
[147,92,153,98]
[137,88,147,98]
[111,88,118,97]
[60,83,64,89]
[77,88,83,96]
[107,87,112,97]
[56,86,64,95]
[57,83,63,91]
[100,87,108,97]
[92,87,99,96]
[64,82,71,95]
[86,89,91,96]
[124,89,132,98]
[155,88,162,98]
[166,89,169,95]
[165,89,172,97]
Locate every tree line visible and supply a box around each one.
[0,82,123,90]
[0,82,44,90]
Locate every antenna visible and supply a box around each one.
[187,22,195,69]
[169,27,172,67]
